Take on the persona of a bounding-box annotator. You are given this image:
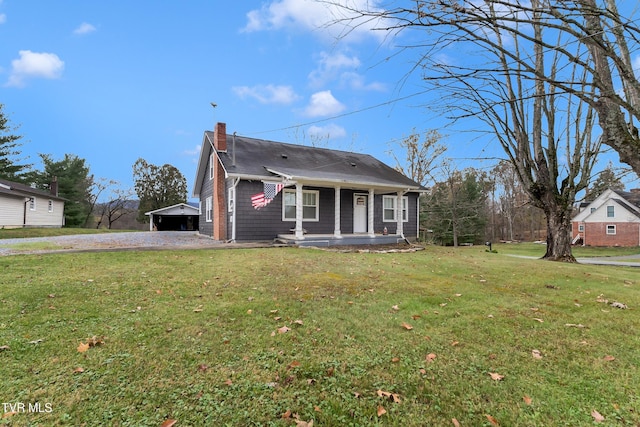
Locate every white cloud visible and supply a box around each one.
[184,144,201,156]
[303,90,345,117]
[308,123,346,139]
[74,22,96,35]
[241,0,385,42]
[6,50,64,87]
[232,84,300,105]
[309,50,386,91]
[0,14,6,24]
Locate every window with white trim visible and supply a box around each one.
[48,200,53,213]
[205,196,213,222]
[383,195,409,222]
[209,154,214,180]
[607,205,615,218]
[578,224,584,232]
[28,197,36,211]
[606,224,616,235]
[228,188,234,213]
[282,189,319,221]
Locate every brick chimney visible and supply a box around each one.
[212,122,227,240]
[49,176,59,197]
[214,122,227,151]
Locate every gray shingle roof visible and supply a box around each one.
[0,178,65,200]
[211,132,424,191]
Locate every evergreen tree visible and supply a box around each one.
[34,154,94,227]
[586,162,625,199]
[0,103,32,181]
[422,168,490,246]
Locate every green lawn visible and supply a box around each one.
[0,246,638,426]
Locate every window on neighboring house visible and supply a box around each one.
[590,207,596,213]
[578,224,584,232]
[282,189,319,221]
[28,197,36,211]
[606,225,616,235]
[383,195,409,222]
[205,197,213,222]
[48,200,53,213]
[607,205,615,217]
[209,154,214,180]
[228,188,234,213]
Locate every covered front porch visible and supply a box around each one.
[275,232,407,247]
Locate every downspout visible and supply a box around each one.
[230,177,240,242]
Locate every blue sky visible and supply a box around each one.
[0,1,637,201]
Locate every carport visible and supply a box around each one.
[145,203,199,231]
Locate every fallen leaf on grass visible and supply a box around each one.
[224,379,233,386]
[0,345,10,351]
[193,305,203,313]
[591,410,605,422]
[533,318,544,323]
[377,390,401,403]
[485,413,499,426]
[523,395,532,405]
[489,372,504,381]
[278,326,291,334]
[426,353,437,363]
[411,314,421,320]
[287,360,301,369]
[281,409,291,419]
[294,319,304,326]
[401,322,413,330]
[392,305,399,311]
[73,367,85,374]
[377,406,387,417]
[77,342,90,353]
[603,355,615,362]
[1,412,17,419]
[531,349,543,359]
[391,357,400,363]
[197,364,208,372]
[565,323,585,328]
[160,419,177,427]
[451,418,461,427]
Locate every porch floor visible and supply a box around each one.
[276,233,407,247]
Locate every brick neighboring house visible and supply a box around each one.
[192,122,425,245]
[0,178,65,228]
[571,188,640,247]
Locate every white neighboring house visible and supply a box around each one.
[0,178,65,228]
[571,188,640,247]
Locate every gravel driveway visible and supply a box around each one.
[0,231,268,256]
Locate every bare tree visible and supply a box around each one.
[387,129,446,187]
[95,185,136,229]
[324,0,607,261]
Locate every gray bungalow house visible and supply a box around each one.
[192,123,425,246]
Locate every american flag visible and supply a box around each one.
[251,182,284,209]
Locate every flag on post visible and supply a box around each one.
[251,182,284,209]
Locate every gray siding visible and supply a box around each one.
[231,181,420,241]
[197,147,214,238]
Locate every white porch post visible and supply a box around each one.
[396,191,404,237]
[295,183,304,240]
[334,186,342,238]
[368,188,375,237]
[149,214,154,231]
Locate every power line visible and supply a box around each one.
[245,89,432,136]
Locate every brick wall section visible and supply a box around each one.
[582,222,640,247]
[213,123,227,240]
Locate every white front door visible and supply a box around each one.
[353,194,368,233]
